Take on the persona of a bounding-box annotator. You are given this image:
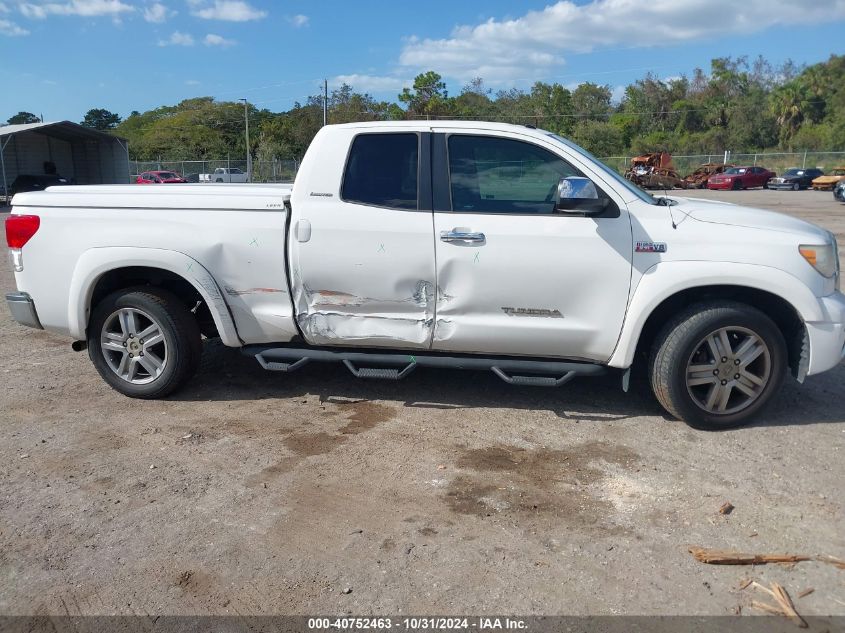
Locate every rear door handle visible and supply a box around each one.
[440,229,485,244]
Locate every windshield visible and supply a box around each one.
[158,172,178,179]
[724,168,748,175]
[547,133,656,204]
[784,169,802,176]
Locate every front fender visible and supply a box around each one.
[68,247,241,347]
[608,260,822,369]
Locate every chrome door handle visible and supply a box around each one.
[440,230,485,244]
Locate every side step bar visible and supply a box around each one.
[244,346,605,387]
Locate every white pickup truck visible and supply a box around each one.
[199,167,248,183]
[5,122,844,429]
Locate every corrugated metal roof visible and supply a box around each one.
[0,120,126,142]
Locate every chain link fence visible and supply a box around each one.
[600,151,845,176]
[131,151,845,185]
[128,159,299,183]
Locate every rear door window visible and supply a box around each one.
[342,133,419,210]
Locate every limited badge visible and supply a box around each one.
[636,241,667,253]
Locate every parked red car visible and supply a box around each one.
[707,166,774,190]
[136,170,187,184]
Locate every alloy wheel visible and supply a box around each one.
[685,326,771,415]
[100,307,168,384]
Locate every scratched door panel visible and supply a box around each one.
[289,204,436,348]
[430,131,634,361]
[432,213,632,360]
[288,130,436,349]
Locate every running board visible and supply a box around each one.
[245,346,605,387]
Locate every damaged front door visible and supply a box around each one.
[288,130,436,349]
[431,131,633,361]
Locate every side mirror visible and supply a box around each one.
[555,176,609,214]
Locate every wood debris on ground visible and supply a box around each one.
[719,501,734,515]
[689,546,845,570]
[797,588,814,599]
[688,547,811,565]
[744,581,807,628]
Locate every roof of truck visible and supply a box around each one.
[327,120,552,135]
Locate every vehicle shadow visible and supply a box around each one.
[169,341,845,428]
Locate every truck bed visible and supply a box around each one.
[11,184,297,345]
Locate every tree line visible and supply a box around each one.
[6,54,844,162]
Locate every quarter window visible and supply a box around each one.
[448,135,580,214]
[342,133,419,210]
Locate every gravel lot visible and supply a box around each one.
[1,189,843,618]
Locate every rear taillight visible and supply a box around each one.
[5,215,41,248]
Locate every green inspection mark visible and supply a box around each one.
[473,252,480,263]
[378,243,386,253]
[186,262,193,272]
[249,238,258,246]
[408,355,417,363]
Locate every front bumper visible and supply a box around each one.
[707,182,733,190]
[767,182,801,190]
[5,292,43,330]
[806,291,845,375]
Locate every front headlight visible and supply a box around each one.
[798,232,839,290]
[799,241,838,279]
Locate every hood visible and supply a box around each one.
[670,196,831,240]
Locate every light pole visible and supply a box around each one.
[239,98,251,182]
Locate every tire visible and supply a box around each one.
[648,301,787,430]
[88,287,202,399]
[731,180,741,190]
[792,182,800,191]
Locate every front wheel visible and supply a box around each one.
[649,302,787,430]
[88,287,202,399]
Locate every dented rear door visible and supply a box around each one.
[288,129,436,349]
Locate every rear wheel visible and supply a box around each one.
[732,180,741,190]
[649,302,786,430]
[88,287,202,399]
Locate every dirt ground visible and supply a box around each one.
[1,189,844,618]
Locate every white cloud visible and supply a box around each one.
[0,17,28,34]
[191,0,265,21]
[185,79,200,85]
[286,13,307,27]
[143,2,170,23]
[158,29,193,46]
[203,32,233,46]
[332,74,412,94]
[399,0,845,83]
[0,3,10,12]
[610,84,626,104]
[19,0,134,19]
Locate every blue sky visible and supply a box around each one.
[1,0,844,122]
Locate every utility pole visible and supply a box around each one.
[240,98,251,182]
[323,79,328,127]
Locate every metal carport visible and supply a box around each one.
[0,121,129,200]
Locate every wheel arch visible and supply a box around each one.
[68,247,241,346]
[633,286,805,380]
[609,262,818,381]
